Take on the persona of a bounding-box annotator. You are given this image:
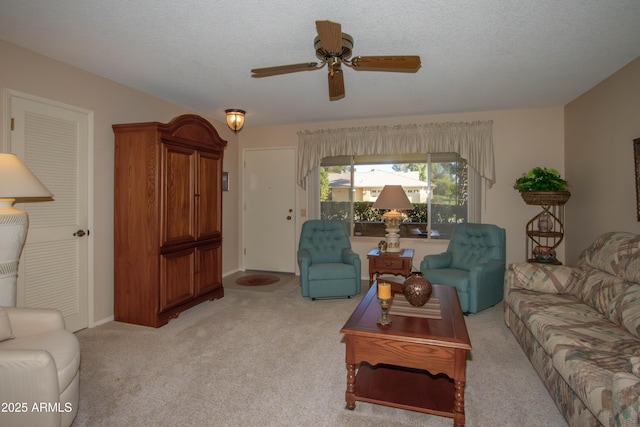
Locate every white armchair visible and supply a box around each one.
[0,306,80,427]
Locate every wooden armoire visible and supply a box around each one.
[113,114,227,327]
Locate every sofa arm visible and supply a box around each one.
[4,307,65,338]
[0,349,62,427]
[506,262,581,295]
[420,252,452,270]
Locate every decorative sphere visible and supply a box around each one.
[402,272,433,307]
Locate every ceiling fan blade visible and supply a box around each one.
[316,20,343,53]
[351,55,421,72]
[251,62,319,77]
[328,70,345,101]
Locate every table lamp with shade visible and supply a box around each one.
[372,185,413,253]
[0,153,52,306]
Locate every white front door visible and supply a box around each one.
[244,148,296,273]
[8,91,91,332]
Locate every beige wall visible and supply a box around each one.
[564,56,640,263]
[0,40,241,325]
[240,106,566,274]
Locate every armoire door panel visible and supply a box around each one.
[160,248,196,312]
[197,152,222,240]
[162,143,196,246]
[196,243,222,296]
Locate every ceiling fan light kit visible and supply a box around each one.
[251,20,421,101]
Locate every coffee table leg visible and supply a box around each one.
[345,363,356,409]
[453,379,465,426]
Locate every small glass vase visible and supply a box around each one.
[402,272,433,307]
[537,212,552,232]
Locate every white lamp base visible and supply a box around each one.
[382,210,403,253]
[0,199,28,307]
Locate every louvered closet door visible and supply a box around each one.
[9,93,90,332]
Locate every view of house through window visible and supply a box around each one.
[320,153,469,239]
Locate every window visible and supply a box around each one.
[318,153,479,239]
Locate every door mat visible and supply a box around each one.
[235,274,281,286]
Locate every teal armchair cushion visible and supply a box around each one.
[298,220,361,299]
[420,223,506,313]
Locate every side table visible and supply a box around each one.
[367,248,414,285]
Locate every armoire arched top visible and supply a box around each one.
[163,114,227,150]
[114,114,227,151]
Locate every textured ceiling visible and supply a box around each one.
[1,0,639,128]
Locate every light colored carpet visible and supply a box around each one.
[71,274,568,427]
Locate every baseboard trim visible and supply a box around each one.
[93,315,114,327]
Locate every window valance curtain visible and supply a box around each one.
[297,120,494,189]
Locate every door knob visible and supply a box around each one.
[287,216,292,220]
[73,229,88,237]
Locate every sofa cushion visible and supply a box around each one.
[578,232,640,283]
[572,269,630,316]
[0,308,13,342]
[506,289,640,356]
[608,285,640,340]
[511,263,581,294]
[0,329,80,392]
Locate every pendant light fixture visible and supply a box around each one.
[225,109,246,133]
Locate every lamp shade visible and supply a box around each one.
[372,185,412,211]
[225,109,246,133]
[0,153,52,199]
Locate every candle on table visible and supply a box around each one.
[378,282,391,300]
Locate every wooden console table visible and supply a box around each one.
[340,282,472,426]
[367,248,414,285]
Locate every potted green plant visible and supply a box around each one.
[513,167,570,205]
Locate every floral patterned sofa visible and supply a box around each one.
[504,232,640,427]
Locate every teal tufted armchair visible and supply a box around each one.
[420,223,506,314]
[297,220,361,300]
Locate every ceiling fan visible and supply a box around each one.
[251,20,421,101]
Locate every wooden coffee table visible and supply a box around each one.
[340,281,472,426]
